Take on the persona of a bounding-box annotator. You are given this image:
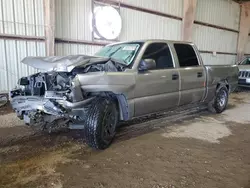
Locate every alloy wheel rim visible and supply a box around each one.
[102,106,117,143]
[217,90,227,108]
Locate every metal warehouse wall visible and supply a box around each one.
[55,0,183,54]
[55,0,92,41]
[55,0,240,66]
[55,43,102,56]
[119,8,182,41]
[119,0,183,17]
[0,0,44,36]
[118,0,182,41]
[0,0,45,93]
[194,0,240,65]
[195,0,240,31]
[0,41,45,92]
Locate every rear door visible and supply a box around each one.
[173,43,206,105]
[134,42,180,117]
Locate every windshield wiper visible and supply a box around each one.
[108,47,122,58]
[124,50,135,63]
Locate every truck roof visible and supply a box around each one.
[107,39,194,46]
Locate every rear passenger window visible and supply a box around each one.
[174,44,199,67]
[142,43,174,69]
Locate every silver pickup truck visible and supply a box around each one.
[10,40,238,149]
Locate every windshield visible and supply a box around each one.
[95,43,142,65]
[240,58,250,65]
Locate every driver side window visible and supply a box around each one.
[141,43,174,70]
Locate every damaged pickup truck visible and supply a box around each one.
[10,40,239,149]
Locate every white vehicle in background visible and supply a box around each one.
[238,56,250,88]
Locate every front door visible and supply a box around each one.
[134,42,180,117]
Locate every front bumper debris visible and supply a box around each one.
[10,96,95,117]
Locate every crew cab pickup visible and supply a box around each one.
[10,40,239,149]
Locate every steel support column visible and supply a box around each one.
[44,0,55,56]
[182,0,197,42]
[237,2,250,61]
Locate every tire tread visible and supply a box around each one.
[84,97,117,149]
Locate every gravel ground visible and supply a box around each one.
[0,113,23,127]
[0,91,250,188]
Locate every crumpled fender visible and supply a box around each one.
[76,72,136,99]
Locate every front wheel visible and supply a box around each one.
[208,85,229,113]
[84,97,119,150]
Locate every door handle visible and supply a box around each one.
[197,72,203,77]
[172,73,179,80]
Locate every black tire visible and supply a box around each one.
[84,97,119,150]
[208,85,229,113]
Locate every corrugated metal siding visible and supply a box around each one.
[195,0,240,30]
[194,0,240,65]
[0,0,45,93]
[0,0,44,36]
[119,7,182,41]
[55,0,182,40]
[56,0,182,40]
[55,43,102,56]
[119,0,183,17]
[55,0,182,54]
[200,53,236,65]
[55,0,92,40]
[55,0,238,67]
[0,40,45,93]
[193,24,238,53]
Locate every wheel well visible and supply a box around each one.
[94,92,129,121]
[114,94,129,121]
[216,80,229,91]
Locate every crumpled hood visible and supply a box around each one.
[21,55,111,72]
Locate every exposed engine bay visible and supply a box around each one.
[10,55,127,132]
[11,72,73,99]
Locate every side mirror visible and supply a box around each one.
[138,59,156,71]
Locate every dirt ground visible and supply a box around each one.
[1,92,250,188]
[0,101,12,116]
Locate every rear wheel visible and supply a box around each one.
[84,97,119,150]
[208,85,229,113]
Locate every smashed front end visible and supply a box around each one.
[9,55,126,131]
